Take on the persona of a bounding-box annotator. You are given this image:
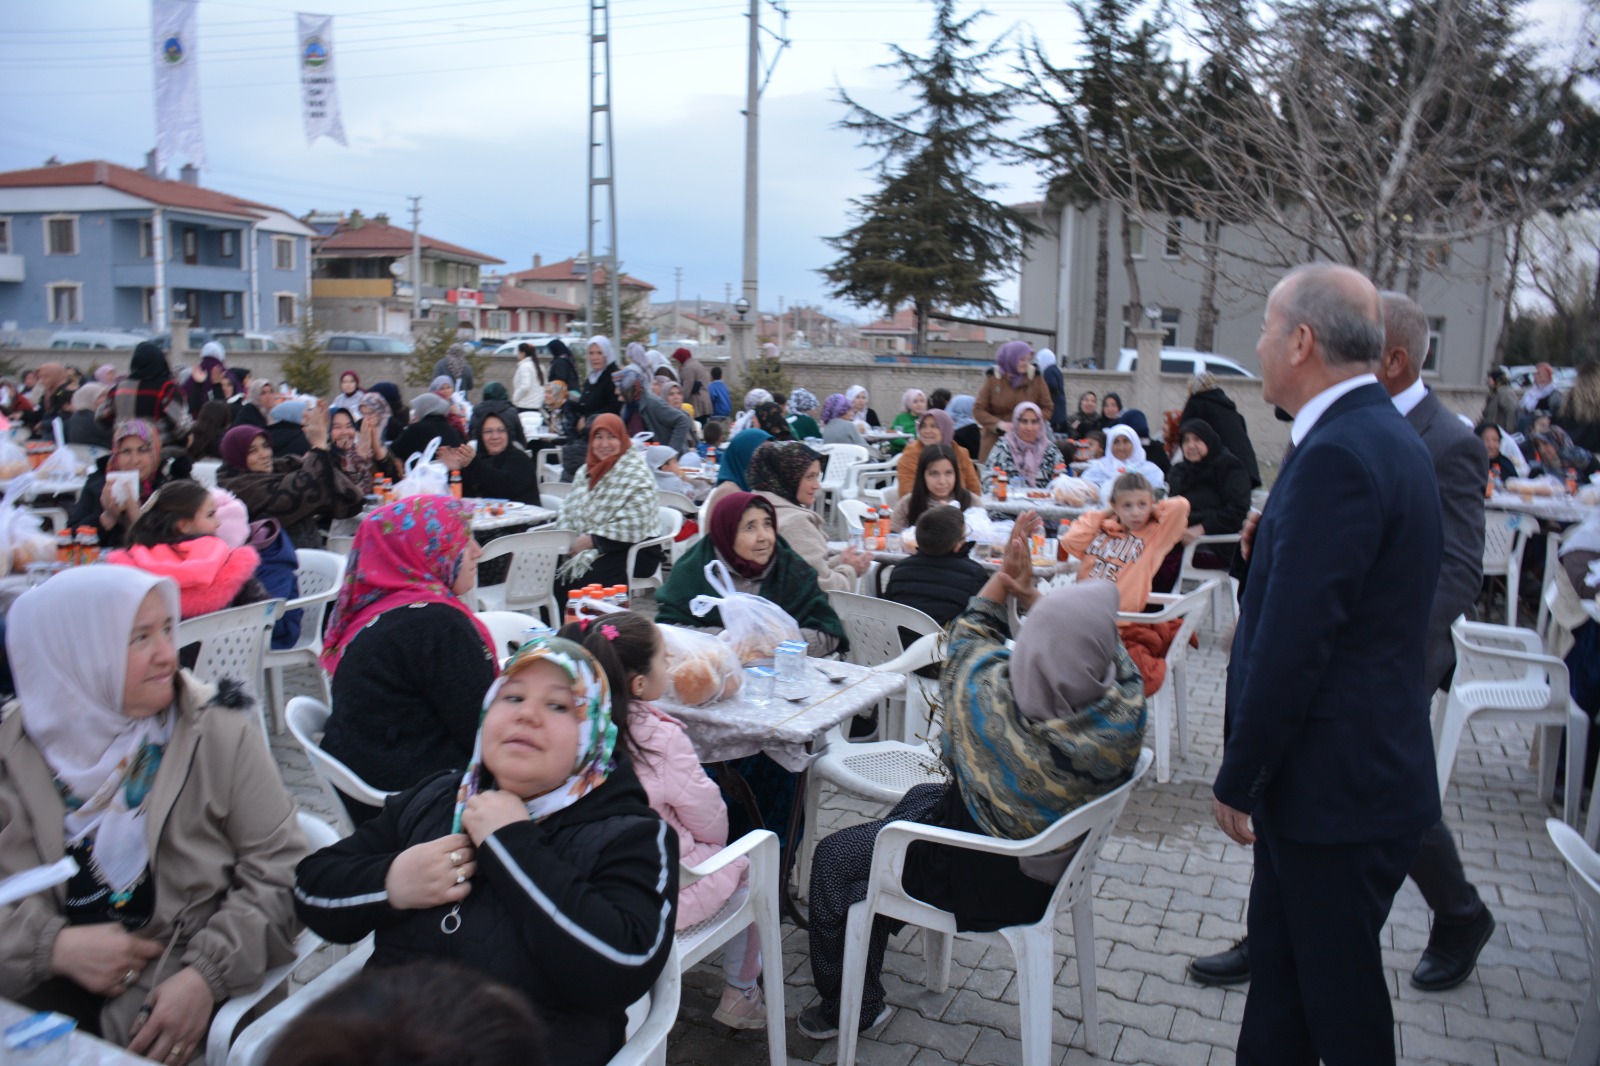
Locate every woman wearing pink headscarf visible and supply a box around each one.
[316,496,499,824]
[983,402,1065,491]
[973,340,1053,461]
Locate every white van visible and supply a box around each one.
[1114,348,1257,379]
[48,330,146,350]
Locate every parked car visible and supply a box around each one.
[213,331,284,353]
[1505,364,1577,389]
[1113,348,1257,379]
[491,333,561,356]
[146,329,216,354]
[324,334,413,354]
[47,330,147,350]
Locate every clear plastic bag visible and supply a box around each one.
[0,435,28,481]
[394,437,450,498]
[34,419,77,483]
[0,476,53,575]
[689,559,802,665]
[658,622,744,705]
[962,506,1013,547]
[1048,473,1097,507]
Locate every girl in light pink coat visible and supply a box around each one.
[583,611,767,1030]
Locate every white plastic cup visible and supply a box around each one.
[191,460,221,489]
[106,470,140,509]
[745,666,775,705]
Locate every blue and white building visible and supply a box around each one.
[0,159,315,341]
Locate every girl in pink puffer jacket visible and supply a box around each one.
[566,611,767,1031]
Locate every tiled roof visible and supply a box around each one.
[0,159,287,219]
[860,307,986,341]
[505,257,655,291]
[315,218,502,264]
[492,286,578,311]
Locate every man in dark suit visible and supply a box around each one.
[1213,264,1441,1065]
[1376,291,1496,988]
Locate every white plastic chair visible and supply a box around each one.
[261,549,346,729]
[1117,582,1215,784]
[284,697,396,832]
[1176,533,1241,631]
[627,507,682,599]
[178,599,282,737]
[675,831,786,1066]
[473,528,575,624]
[1483,510,1538,626]
[826,590,944,739]
[816,444,869,528]
[476,610,545,661]
[658,490,698,516]
[834,748,1155,1066]
[540,480,573,500]
[608,943,682,1066]
[845,459,897,503]
[876,484,899,510]
[1547,818,1600,1066]
[206,811,343,1066]
[323,533,354,556]
[1436,617,1586,822]
[798,632,947,902]
[224,939,377,1066]
[836,498,875,534]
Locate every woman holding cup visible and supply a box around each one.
[69,420,178,549]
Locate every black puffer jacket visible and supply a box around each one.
[1179,387,1261,488]
[294,764,677,1066]
[1167,419,1252,536]
[883,551,992,628]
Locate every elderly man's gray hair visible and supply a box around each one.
[1280,264,1383,367]
[1379,291,1430,375]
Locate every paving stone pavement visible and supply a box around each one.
[270,608,1591,1065]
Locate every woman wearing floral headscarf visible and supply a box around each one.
[754,400,792,441]
[787,387,822,441]
[295,632,676,1066]
[973,340,1053,461]
[555,413,663,595]
[820,393,867,447]
[69,419,183,549]
[746,440,871,593]
[0,567,307,1062]
[317,497,498,825]
[983,401,1064,491]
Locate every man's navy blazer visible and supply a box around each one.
[1214,382,1443,843]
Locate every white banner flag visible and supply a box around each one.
[152,0,206,172]
[298,13,348,147]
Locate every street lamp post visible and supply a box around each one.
[729,295,753,384]
[1131,304,1165,416]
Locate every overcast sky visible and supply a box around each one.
[0,0,1587,324]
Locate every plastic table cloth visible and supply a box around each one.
[2,997,151,1064]
[658,658,907,770]
[468,500,557,533]
[978,493,1088,523]
[1488,492,1597,526]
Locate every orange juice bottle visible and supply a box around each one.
[56,530,74,565]
[877,507,891,550]
[563,590,583,625]
[449,471,463,499]
[994,469,1008,501]
[75,526,99,564]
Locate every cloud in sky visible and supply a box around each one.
[0,0,1584,322]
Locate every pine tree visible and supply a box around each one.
[820,0,1040,354]
[279,313,332,396]
[405,318,458,388]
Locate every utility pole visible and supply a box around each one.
[587,0,622,341]
[730,1,789,382]
[408,195,421,323]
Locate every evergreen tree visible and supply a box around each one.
[279,313,332,396]
[820,0,1040,354]
[405,317,459,388]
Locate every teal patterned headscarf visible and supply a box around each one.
[452,634,618,829]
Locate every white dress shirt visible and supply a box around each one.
[1290,374,1379,446]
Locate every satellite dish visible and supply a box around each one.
[390,261,408,278]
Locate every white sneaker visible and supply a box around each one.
[713,984,767,1030]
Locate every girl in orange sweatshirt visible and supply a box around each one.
[1059,472,1191,693]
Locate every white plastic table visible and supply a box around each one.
[468,500,557,533]
[658,658,907,771]
[978,493,1088,523]
[1488,492,1597,525]
[1,997,150,1064]
[0,475,87,500]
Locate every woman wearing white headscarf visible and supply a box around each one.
[730,387,773,435]
[0,567,305,1061]
[1082,424,1166,502]
[1035,347,1069,433]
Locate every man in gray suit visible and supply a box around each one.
[1189,290,1495,992]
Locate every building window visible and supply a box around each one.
[1163,219,1183,259]
[219,230,236,258]
[182,228,199,265]
[0,218,11,254]
[138,219,153,258]
[141,287,156,323]
[546,286,558,295]
[1126,219,1145,259]
[221,292,237,320]
[44,215,78,256]
[47,283,82,322]
[276,293,296,326]
[1425,317,1443,373]
[489,311,510,331]
[1123,305,1181,347]
[273,236,295,271]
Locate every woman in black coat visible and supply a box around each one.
[391,394,467,463]
[445,412,542,506]
[1178,376,1261,488]
[1157,418,1252,589]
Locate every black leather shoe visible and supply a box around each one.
[1411,907,1495,991]
[1188,937,1251,986]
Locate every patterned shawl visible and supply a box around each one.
[319,496,497,675]
[939,596,1145,844]
[556,440,661,581]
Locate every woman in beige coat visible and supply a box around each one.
[0,567,305,1062]
[746,441,871,593]
[973,340,1054,461]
